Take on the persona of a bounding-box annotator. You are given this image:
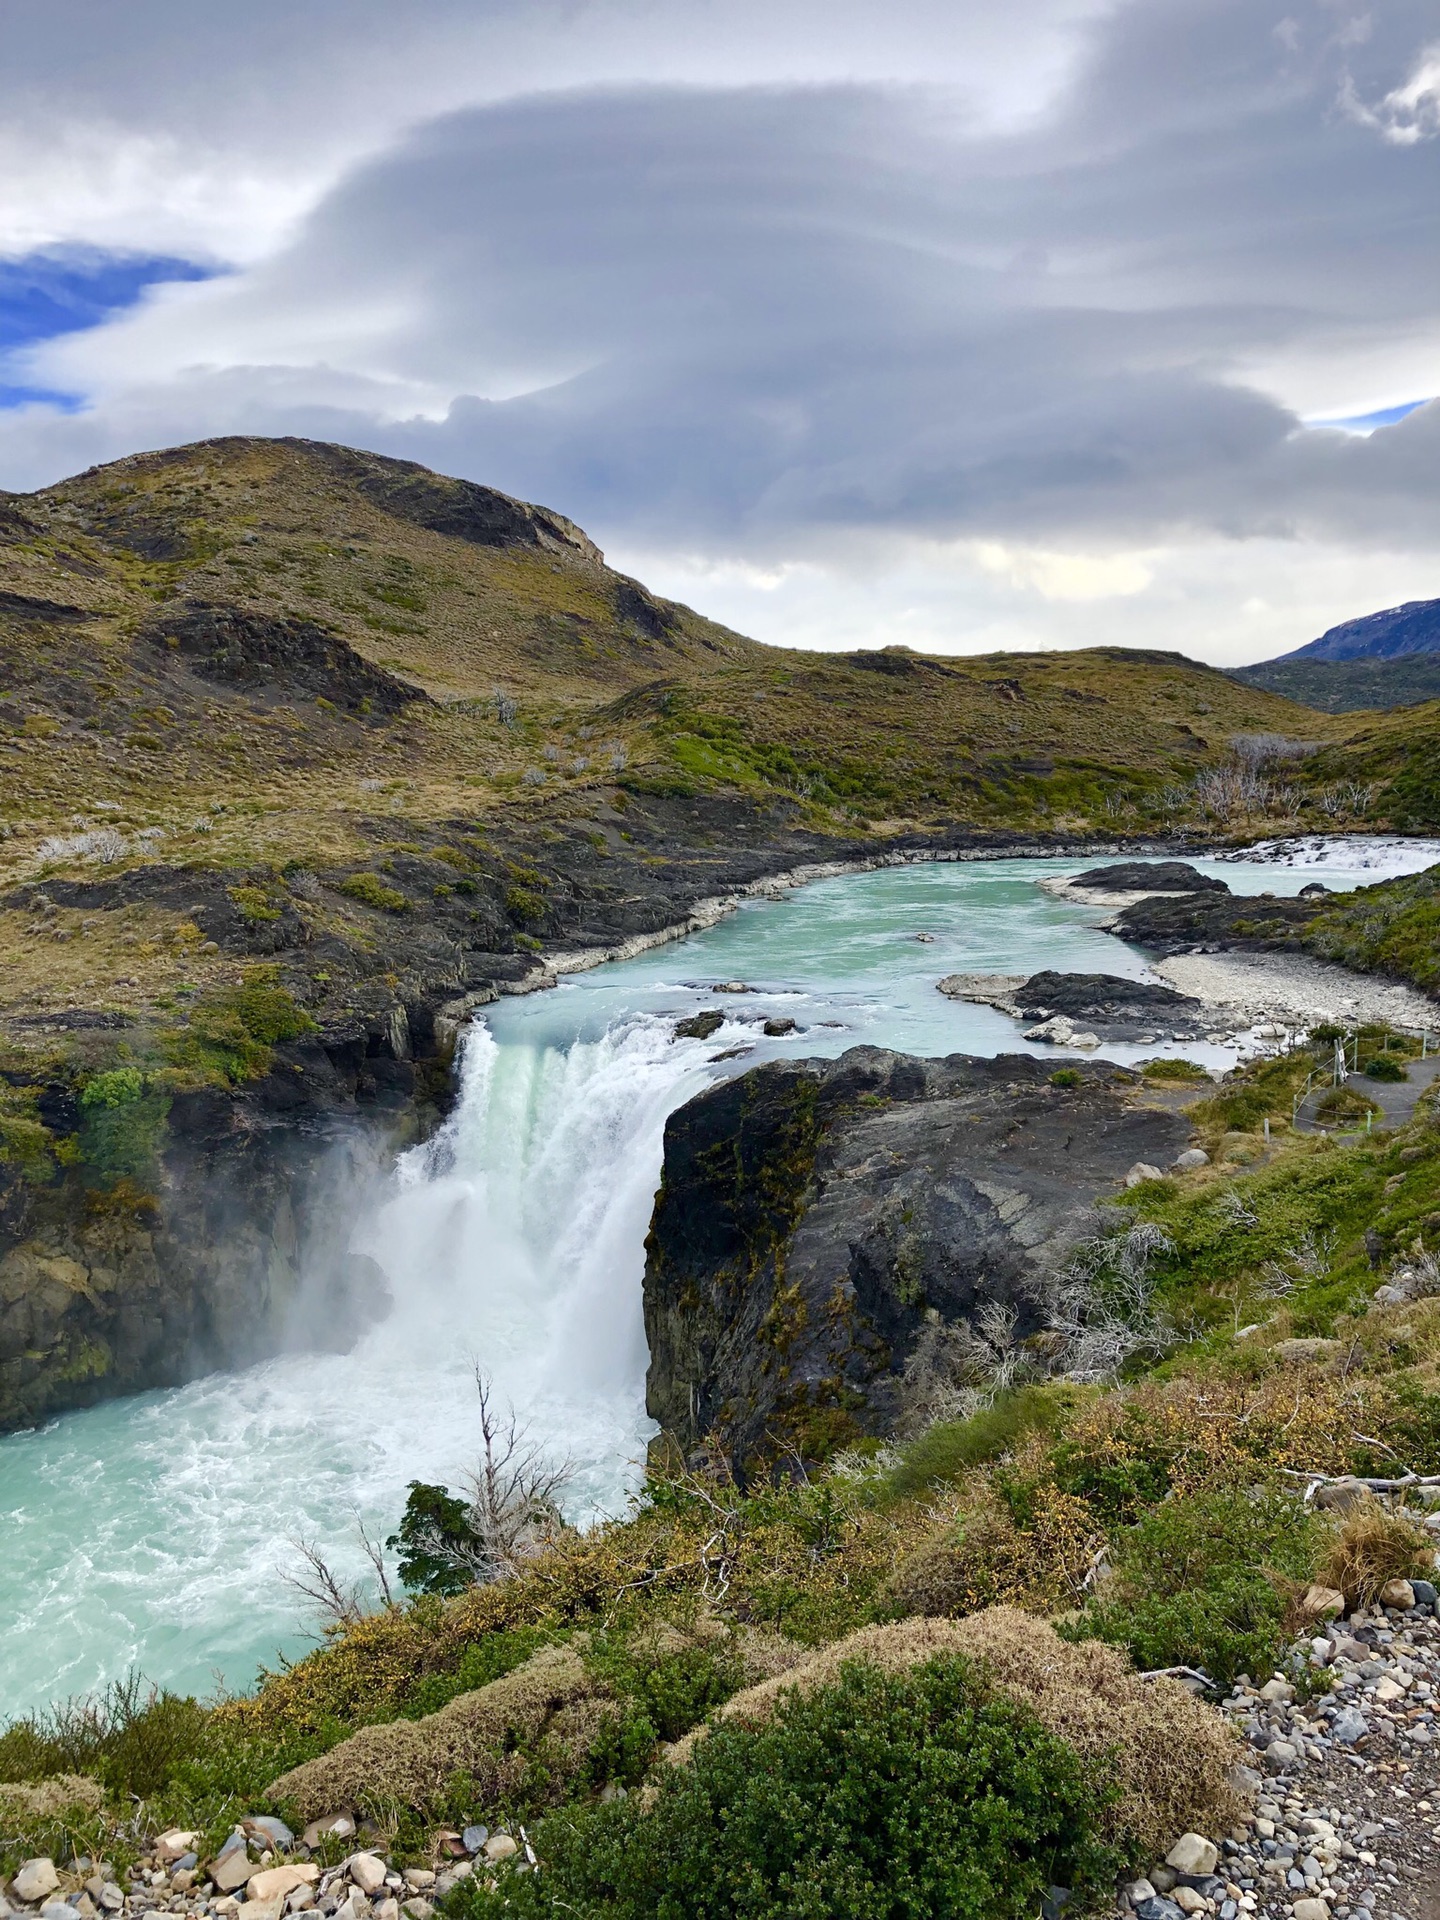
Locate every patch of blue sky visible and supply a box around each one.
[0,249,216,409]
[1305,397,1433,434]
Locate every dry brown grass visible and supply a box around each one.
[1317,1503,1436,1609]
[666,1608,1240,1856]
[265,1642,596,1821]
[0,1774,105,1817]
[881,1485,1101,1619]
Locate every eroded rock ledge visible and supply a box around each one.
[642,1045,1191,1477]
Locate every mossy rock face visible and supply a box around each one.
[643,1047,1189,1478]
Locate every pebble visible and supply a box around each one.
[1116,1591,1440,1920]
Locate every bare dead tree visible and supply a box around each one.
[282,1513,397,1630]
[401,1370,576,1591]
[1043,1221,1177,1382]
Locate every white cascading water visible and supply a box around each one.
[5,838,1438,1716]
[359,1011,724,1512]
[0,1008,730,1716]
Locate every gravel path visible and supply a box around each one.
[1125,1587,1440,1920]
[1151,954,1439,1038]
[1296,1057,1440,1136]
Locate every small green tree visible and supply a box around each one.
[386,1482,481,1597]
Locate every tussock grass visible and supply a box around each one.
[1318,1503,1436,1609]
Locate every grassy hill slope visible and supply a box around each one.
[0,434,1434,1052]
[1231,651,1440,712]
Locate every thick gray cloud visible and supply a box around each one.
[2,0,1437,658]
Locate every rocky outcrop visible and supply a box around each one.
[1070,860,1229,895]
[939,969,1216,1044]
[1110,889,1321,955]
[642,1046,1191,1475]
[0,1033,421,1431]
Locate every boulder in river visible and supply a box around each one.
[1068,860,1229,895]
[643,1046,1190,1475]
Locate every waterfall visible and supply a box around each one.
[0,1006,738,1714]
[358,1009,727,1514]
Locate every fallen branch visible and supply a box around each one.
[1138,1665,1215,1689]
[1282,1468,1440,1494]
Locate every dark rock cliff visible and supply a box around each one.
[642,1047,1192,1477]
[0,800,1200,1432]
[0,1024,437,1431]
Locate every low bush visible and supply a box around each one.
[886,1387,1081,1499]
[1061,1484,1326,1688]
[340,873,411,913]
[457,1654,1125,1920]
[0,1677,208,1799]
[687,1611,1239,1856]
[1362,1055,1408,1083]
[78,1071,170,1185]
[158,970,315,1087]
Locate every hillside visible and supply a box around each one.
[1267,595,1440,665]
[1231,651,1440,712]
[2,434,1429,1046]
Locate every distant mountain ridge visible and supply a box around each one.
[1272,597,1440,664]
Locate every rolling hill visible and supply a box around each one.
[1233,595,1440,711]
[0,434,1433,1052]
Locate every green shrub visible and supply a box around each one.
[1062,1485,1325,1688]
[888,1388,1081,1501]
[0,1086,56,1180]
[78,1071,170,1184]
[0,1677,206,1800]
[503,886,547,925]
[340,872,411,913]
[1362,1055,1407,1083]
[1141,1059,1212,1084]
[398,1629,553,1721]
[1050,1068,1082,1089]
[228,885,282,924]
[455,1656,1122,1920]
[158,971,315,1087]
[388,1482,482,1598]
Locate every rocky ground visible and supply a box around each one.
[1150,953,1440,1042]
[1122,1578,1440,1920]
[0,1814,519,1920]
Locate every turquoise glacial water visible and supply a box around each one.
[0,839,1434,1717]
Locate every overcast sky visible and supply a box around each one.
[0,0,1436,666]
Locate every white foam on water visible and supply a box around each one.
[0,1009,736,1716]
[1217,835,1440,877]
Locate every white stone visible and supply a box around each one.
[1126,1882,1156,1907]
[1166,1834,1220,1877]
[1291,1901,1330,1920]
[1173,1148,1210,1171]
[156,1831,201,1863]
[482,1836,518,1864]
[1379,1580,1416,1611]
[1373,1677,1406,1703]
[13,1863,60,1906]
[402,1873,434,1892]
[247,1867,318,1904]
[1260,1677,1294,1701]
[348,1857,388,1897]
[1126,1162,1164,1188]
[1172,1891,1207,1915]
[236,1897,285,1920]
